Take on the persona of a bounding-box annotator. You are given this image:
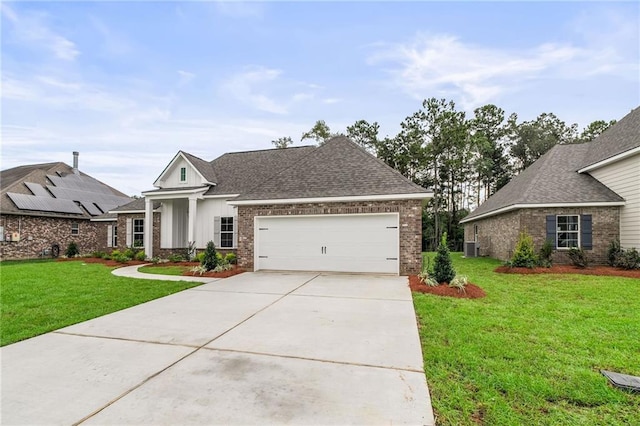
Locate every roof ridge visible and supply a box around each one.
[215,144,316,159]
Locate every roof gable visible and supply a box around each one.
[234,136,431,201]
[153,151,216,188]
[462,143,624,222]
[580,106,640,171]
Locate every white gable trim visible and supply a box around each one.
[578,146,640,173]
[152,151,214,188]
[228,192,432,206]
[142,187,209,199]
[460,201,625,223]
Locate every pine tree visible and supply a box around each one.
[433,232,456,283]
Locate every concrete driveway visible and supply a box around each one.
[1,271,434,425]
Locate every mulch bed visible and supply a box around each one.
[495,264,640,279]
[58,258,245,278]
[408,275,486,299]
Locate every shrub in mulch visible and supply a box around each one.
[408,275,486,299]
[495,265,640,279]
[183,265,244,279]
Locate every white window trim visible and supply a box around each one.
[133,218,144,248]
[556,214,580,250]
[220,216,234,248]
[180,167,187,182]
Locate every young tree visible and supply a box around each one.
[346,119,380,154]
[271,136,294,149]
[301,120,341,145]
[201,241,218,271]
[578,119,616,143]
[433,232,456,284]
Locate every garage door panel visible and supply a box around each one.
[255,214,399,274]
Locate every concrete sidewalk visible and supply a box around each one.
[111,263,220,282]
[1,271,435,425]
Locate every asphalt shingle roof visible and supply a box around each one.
[234,136,431,201]
[462,143,624,222]
[181,151,217,183]
[580,106,640,170]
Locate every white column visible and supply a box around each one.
[188,196,198,246]
[144,198,154,259]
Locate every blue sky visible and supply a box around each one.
[2,1,638,196]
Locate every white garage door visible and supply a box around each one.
[255,214,399,274]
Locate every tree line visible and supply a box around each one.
[272,98,615,250]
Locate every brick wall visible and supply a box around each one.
[463,206,620,264]
[0,214,112,260]
[237,199,423,275]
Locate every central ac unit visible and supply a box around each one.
[464,241,479,258]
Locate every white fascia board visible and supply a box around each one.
[107,209,152,214]
[578,146,640,173]
[89,217,117,222]
[228,192,432,206]
[460,201,626,223]
[142,187,209,198]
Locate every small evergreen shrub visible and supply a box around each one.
[538,239,554,268]
[65,241,80,257]
[135,251,147,261]
[113,253,130,263]
[510,231,538,268]
[196,252,205,263]
[201,241,218,271]
[91,251,105,259]
[568,247,589,268]
[433,233,456,284]
[225,252,237,265]
[123,248,136,259]
[607,239,622,267]
[168,254,184,262]
[616,248,640,270]
[110,249,121,258]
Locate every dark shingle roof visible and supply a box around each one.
[110,198,160,212]
[1,162,64,191]
[205,145,316,195]
[234,136,431,201]
[462,143,624,222]
[181,151,217,183]
[580,106,640,170]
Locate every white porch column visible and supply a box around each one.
[188,196,198,246]
[144,198,154,259]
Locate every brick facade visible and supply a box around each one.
[0,214,112,260]
[237,199,423,275]
[463,206,620,264]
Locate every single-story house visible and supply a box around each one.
[113,136,432,275]
[461,106,640,264]
[0,152,132,260]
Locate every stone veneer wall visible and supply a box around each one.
[237,199,423,275]
[463,206,620,264]
[0,214,111,260]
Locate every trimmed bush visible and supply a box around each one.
[168,254,183,263]
[433,233,456,284]
[225,252,237,265]
[135,251,147,261]
[510,230,537,268]
[616,248,640,270]
[538,239,554,268]
[65,241,80,258]
[201,241,218,271]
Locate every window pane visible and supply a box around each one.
[221,233,233,248]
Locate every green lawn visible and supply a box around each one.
[0,260,202,346]
[137,265,187,276]
[415,253,640,425]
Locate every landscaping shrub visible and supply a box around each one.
[433,233,456,284]
[225,252,237,265]
[449,275,468,293]
[123,248,136,259]
[510,230,538,268]
[65,241,80,258]
[91,251,106,259]
[113,253,130,263]
[568,247,589,268]
[616,248,640,270]
[190,265,207,276]
[196,252,205,263]
[213,262,234,272]
[607,239,622,267]
[135,251,147,261]
[418,268,439,287]
[538,239,553,268]
[184,241,196,261]
[110,249,121,258]
[168,254,184,263]
[201,241,218,271]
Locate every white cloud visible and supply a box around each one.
[1,3,79,61]
[222,67,289,114]
[177,70,195,87]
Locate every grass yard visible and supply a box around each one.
[137,265,187,276]
[1,260,202,346]
[414,253,640,425]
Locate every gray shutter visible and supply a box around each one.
[232,216,238,248]
[126,218,132,247]
[213,216,221,247]
[581,214,593,250]
[107,225,113,248]
[546,215,557,249]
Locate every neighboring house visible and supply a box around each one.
[461,106,640,264]
[118,137,432,275]
[0,152,132,260]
